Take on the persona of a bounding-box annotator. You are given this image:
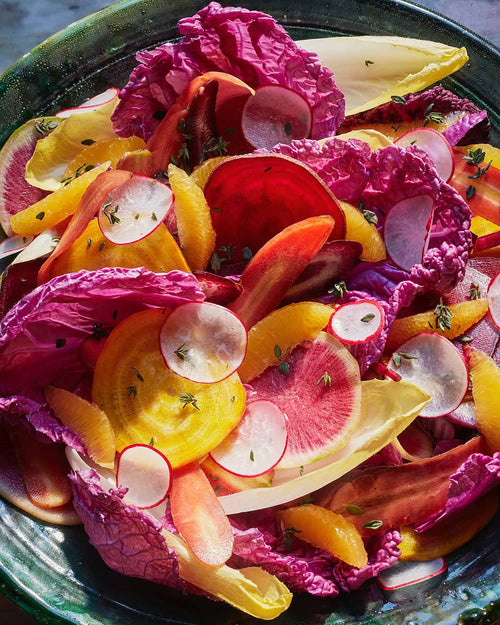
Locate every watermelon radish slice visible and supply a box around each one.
[250,331,361,469]
[204,154,346,262]
[395,127,454,182]
[56,88,120,118]
[210,400,288,477]
[387,332,469,417]
[0,118,57,235]
[116,444,172,509]
[328,299,385,345]
[97,175,173,245]
[0,234,33,260]
[241,85,312,150]
[383,194,434,272]
[487,271,500,330]
[160,301,247,384]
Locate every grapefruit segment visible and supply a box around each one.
[251,332,361,469]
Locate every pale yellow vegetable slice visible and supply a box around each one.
[25,95,118,191]
[162,530,292,620]
[298,36,468,115]
[334,129,393,150]
[219,379,430,515]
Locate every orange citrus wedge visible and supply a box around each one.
[190,156,229,188]
[340,200,386,262]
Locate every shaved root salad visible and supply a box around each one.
[0,2,499,620]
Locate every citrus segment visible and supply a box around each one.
[385,298,489,352]
[44,386,116,469]
[168,163,216,270]
[278,504,368,568]
[340,200,386,262]
[10,162,109,236]
[91,308,246,468]
[466,346,500,453]
[63,136,146,180]
[238,301,333,383]
[46,219,189,279]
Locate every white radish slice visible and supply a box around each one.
[97,175,173,245]
[387,332,468,417]
[0,234,33,260]
[210,400,288,478]
[241,85,312,150]
[395,127,454,182]
[116,444,172,509]
[56,88,120,118]
[160,301,247,384]
[377,558,447,599]
[328,299,385,344]
[487,271,500,330]
[383,194,434,272]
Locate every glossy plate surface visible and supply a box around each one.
[0,0,499,623]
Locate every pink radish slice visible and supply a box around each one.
[56,88,120,118]
[447,392,476,428]
[328,299,384,344]
[160,301,247,384]
[116,444,172,509]
[0,235,33,260]
[97,175,173,245]
[487,271,500,330]
[241,85,312,150]
[395,127,454,182]
[210,400,287,477]
[387,332,468,418]
[377,558,447,600]
[383,194,434,272]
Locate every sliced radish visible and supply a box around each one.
[160,301,247,384]
[383,194,434,272]
[387,332,469,417]
[56,88,120,118]
[377,557,447,600]
[97,175,173,245]
[395,127,454,182]
[487,271,500,330]
[0,234,33,260]
[241,85,312,150]
[447,392,476,428]
[210,400,287,478]
[116,444,172,509]
[328,299,385,344]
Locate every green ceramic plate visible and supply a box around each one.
[0,1,499,624]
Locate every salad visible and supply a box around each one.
[0,2,500,620]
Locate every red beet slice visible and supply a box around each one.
[204,153,346,262]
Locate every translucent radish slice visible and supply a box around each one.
[98,175,173,245]
[0,234,33,260]
[160,301,248,384]
[56,88,120,118]
[241,85,312,150]
[116,444,172,509]
[328,299,385,344]
[395,127,454,182]
[487,271,500,330]
[210,400,288,477]
[387,332,468,418]
[383,194,434,272]
[377,558,447,599]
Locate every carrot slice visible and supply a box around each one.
[170,462,234,566]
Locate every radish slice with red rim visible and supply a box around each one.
[383,194,434,272]
[0,234,33,260]
[98,175,173,245]
[387,332,468,418]
[487,271,500,330]
[395,127,454,182]
[210,400,288,477]
[377,558,447,600]
[160,301,247,384]
[56,88,120,118]
[328,299,385,344]
[116,444,172,509]
[241,85,312,150]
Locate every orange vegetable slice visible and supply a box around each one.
[170,462,234,565]
[340,200,386,262]
[277,504,368,568]
[91,308,246,468]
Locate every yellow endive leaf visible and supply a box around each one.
[219,379,430,515]
[298,36,468,115]
[25,95,119,192]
